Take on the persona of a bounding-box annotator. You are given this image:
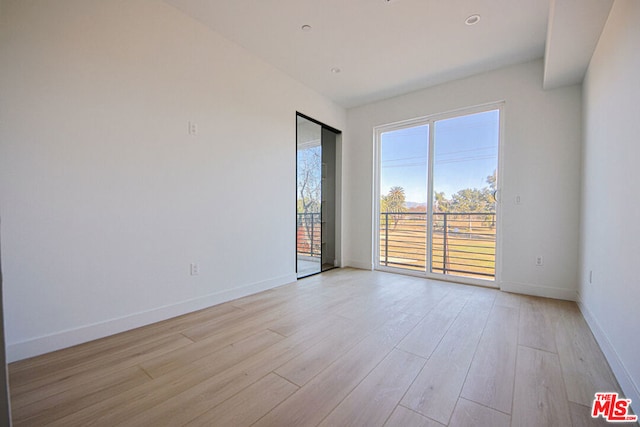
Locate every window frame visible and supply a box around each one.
[373,102,505,287]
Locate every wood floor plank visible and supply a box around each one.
[370,311,423,345]
[106,315,350,426]
[330,290,413,321]
[126,301,242,338]
[12,366,150,426]
[10,333,193,397]
[274,323,365,386]
[398,289,450,317]
[401,298,492,424]
[512,346,572,427]
[494,290,524,309]
[319,349,426,427]
[180,300,296,341]
[252,334,399,427]
[460,305,519,413]
[554,304,620,407]
[267,308,337,337]
[396,289,469,358]
[46,326,289,427]
[7,302,240,379]
[340,305,424,351]
[140,329,284,379]
[569,401,612,427]
[470,286,498,306]
[384,406,444,427]
[184,373,298,427]
[228,287,290,310]
[448,398,510,427]
[518,297,557,353]
[11,361,146,412]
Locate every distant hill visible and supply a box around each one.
[406,201,427,209]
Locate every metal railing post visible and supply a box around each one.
[310,214,314,258]
[384,212,389,266]
[443,212,448,275]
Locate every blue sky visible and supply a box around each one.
[380,110,499,203]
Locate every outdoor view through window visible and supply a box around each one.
[378,109,499,280]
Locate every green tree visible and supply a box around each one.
[381,186,406,212]
[485,170,498,226]
[449,188,494,213]
[487,169,497,192]
[434,191,450,213]
[486,169,498,208]
[448,187,495,232]
[381,186,407,227]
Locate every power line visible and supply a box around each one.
[435,145,497,156]
[435,155,496,165]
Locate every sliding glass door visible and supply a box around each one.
[378,124,429,271]
[296,114,340,278]
[376,105,501,284]
[431,110,499,280]
[296,116,322,277]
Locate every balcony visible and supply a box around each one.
[297,211,496,280]
[297,212,321,258]
[296,213,321,276]
[380,211,496,279]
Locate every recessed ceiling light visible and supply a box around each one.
[465,14,480,26]
[301,24,312,32]
[331,67,341,74]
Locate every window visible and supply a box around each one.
[375,104,502,285]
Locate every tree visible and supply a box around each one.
[487,169,497,192]
[434,191,450,213]
[297,146,321,215]
[485,169,498,226]
[381,186,407,212]
[446,170,498,214]
[448,187,495,232]
[449,188,494,213]
[380,186,407,227]
[297,146,322,254]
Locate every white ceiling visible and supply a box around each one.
[164,0,612,108]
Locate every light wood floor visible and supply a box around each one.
[9,268,627,426]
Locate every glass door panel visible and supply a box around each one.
[297,116,322,278]
[320,128,337,272]
[431,110,499,280]
[378,125,429,271]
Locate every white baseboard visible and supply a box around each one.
[7,273,297,363]
[344,259,373,270]
[576,296,640,418]
[500,281,577,301]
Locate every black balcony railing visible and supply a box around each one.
[297,212,321,258]
[380,211,496,279]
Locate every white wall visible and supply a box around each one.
[344,60,582,300]
[0,0,345,361]
[580,0,640,413]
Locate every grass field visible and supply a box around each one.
[379,213,496,279]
